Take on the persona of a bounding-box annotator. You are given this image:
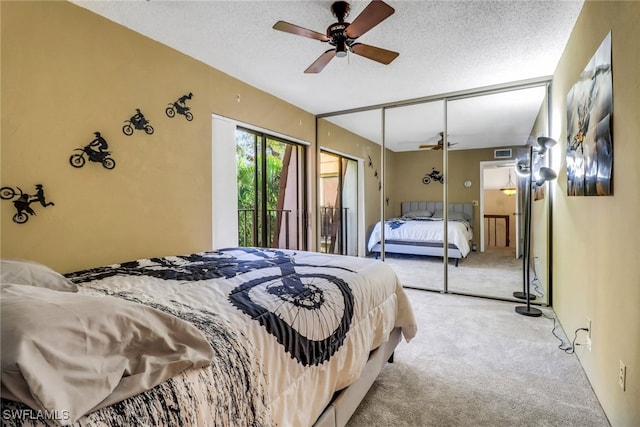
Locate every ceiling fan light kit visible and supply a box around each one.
[500,169,517,196]
[273,1,399,73]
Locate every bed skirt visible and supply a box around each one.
[313,327,402,427]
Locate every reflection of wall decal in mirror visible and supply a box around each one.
[0,184,54,224]
[166,92,194,121]
[566,31,612,196]
[378,181,382,191]
[368,155,373,168]
[386,197,389,206]
[123,108,154,135]
[70,132,116,170]
[374,170,378,178]
[422,167,444,185]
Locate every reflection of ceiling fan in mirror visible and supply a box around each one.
[272,0,399,73]
[419,132,458,150]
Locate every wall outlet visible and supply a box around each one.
[618,360,626,391]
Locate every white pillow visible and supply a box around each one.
[1,283,215,424]
[403,210,433,219]
[0,259,77,292]
[432,210,470,221]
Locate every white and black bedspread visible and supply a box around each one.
[367,218,473,256]
[1,248,416,427]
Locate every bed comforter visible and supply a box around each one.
[1,248,416,427]
[367,218,473,256]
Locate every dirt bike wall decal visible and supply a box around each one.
[70,131,116,170]
[123,108,154,136]
[422,167,444,185]
[1,184,54,224]
[166,92,194,121]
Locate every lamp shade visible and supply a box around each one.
[535,167,558,186]
[537,137,558,149]
[515,159,530,177]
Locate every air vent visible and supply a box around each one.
[494,149,512,159]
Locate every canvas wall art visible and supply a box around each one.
[566,32,613,196]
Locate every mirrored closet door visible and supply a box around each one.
[317,79,553,305]
[380,100,446,292]
[445,85,550,303]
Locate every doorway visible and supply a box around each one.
[480,161,520,257]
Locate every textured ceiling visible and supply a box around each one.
[72,0,584,152]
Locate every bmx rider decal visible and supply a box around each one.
[70,132,116,169]
[1,184,55,224]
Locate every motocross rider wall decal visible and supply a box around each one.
[422,167,444,185]
[123,108,154,135]
[166,92,194,121]
[69,132,116,170]
[1,184,55,224]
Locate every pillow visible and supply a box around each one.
[431,209,445,219]
[431,210,470,221]
[447,211,470,221]
[0,259,77,292]
[0,283,215,424]
[403,210,433,219]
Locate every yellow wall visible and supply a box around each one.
[549,2,640,425]
[0,1,315,273]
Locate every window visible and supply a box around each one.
[236,128,307,250]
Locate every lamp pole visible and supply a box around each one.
[516,146,542,317]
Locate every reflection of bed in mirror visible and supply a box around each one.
[368,201,473,266]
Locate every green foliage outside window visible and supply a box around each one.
[236,130,285,246]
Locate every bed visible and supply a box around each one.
[0,248,416,427]
[368,201,474,266]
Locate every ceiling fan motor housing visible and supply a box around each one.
[327,23,351,56]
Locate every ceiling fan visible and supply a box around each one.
[419,132,458,150]
[272,0,399,73]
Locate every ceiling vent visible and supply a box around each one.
[494,148,512,159]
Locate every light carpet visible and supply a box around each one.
[380,248,543,301]
[347,289,609,427]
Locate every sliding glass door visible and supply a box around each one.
[236,127,306,250]
[319,150,359,256]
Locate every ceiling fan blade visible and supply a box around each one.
[273,21,329,41]
[418,145,438,150]
[305,49,336,73]
[345,0,395,39]
[350,43,398,64]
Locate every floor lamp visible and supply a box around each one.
[515,137,557,317]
